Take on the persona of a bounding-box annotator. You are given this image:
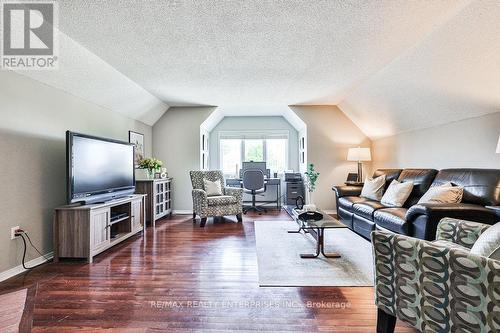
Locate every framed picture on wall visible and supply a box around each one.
[129,131,144,168]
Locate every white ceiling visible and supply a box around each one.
[201,105,306,133]
[16,30,168,125]
[339,0,500,138]
[14,1,500,137]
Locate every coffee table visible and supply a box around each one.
[286,206,347,259]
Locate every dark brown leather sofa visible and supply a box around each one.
[332,168,500,240]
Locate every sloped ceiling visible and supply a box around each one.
[14,1,499,136]
[339,0,500,139]
[15,30,169,126]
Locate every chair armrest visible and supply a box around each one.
[192,189,208,213]
[406,203,496,240]
[436,217,492,248]
[332,185,363,198]
[371,230,499,332]
[224,187,243,203]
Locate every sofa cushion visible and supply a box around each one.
[374,208,409,234]
[338,196,369,211]
[360,175,386,201]
[207,195,237,206]
[381,180,414,207]
[397,169,438,207]
[352,200,386,220]
[470,222,500,260]
[338,207,354,229]
[353,215,376,239]
[418,183,464,204]
[431,169,500,206]
[204,178,223,196]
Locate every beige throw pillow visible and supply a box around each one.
[381,180,414,207]
[470,222,500,260]
[418,183,463,204]
[360,175,386,201]
[203,179,223,196]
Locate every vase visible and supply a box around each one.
[147,169,156,179]
[305,191,317,211]
[306,191,314,205]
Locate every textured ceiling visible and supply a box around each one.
[15,0,499,136]
[16,30,168,125]
[55,1,467,107]
[339,0,500,138]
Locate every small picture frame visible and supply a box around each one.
[129,131,144,168]
[346,173,358,182]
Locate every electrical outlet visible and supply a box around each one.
[10,226,20,240]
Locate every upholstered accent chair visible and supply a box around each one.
[190,170,243,227]
[372,218,500,333]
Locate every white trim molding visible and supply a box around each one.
[0,251,54,282]
[172,210,193,215]
[218,130,290,177]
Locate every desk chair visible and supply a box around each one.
[242,169,267,214]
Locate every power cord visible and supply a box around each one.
[15,230,52,270]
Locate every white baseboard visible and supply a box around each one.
[0,252,53,283]
[172,210,193,215]
[323,210,337,214]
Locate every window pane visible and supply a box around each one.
[266,139,287,174]
[244,139,264,162]
[220,139,241,175]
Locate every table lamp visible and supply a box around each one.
[347,147,371,182]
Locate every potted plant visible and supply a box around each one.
[139,158,163,179]
[304,163,320,209]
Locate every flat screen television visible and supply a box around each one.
[66,131,135,204]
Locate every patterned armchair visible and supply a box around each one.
[190,170,243,227]
[372,218,499,333]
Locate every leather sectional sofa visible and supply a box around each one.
[332,168,500,240]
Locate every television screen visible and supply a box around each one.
[67,132,135,204]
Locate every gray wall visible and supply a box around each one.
[209,116,299,171]
[290,106,372,211]
[372,112,500,169]
[153,106,372,212]
[0,71,154,274]
[153,106,216,212]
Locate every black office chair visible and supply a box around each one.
[242,169,267,214]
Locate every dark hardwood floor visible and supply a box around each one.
[0,210,417,332]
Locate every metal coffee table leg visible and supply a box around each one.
[300,228,341,259]
[300,228,321,258]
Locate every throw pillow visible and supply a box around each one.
[360,175,386,201]
[380,180,414,207]
[203,179,223,196]
[418,184,463,204]
[470,222,500,260]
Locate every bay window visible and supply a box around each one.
[219,132,288,177]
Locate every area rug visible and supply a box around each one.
[0,285,36,333]
[255,220,374,287]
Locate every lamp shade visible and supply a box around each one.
[496,135,500,154]
[347,147,371,161]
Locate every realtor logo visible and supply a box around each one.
[1,1,58,70]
